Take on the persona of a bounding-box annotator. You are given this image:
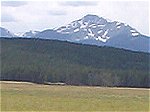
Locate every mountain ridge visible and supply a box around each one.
[1,14,149,52]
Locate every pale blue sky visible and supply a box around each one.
[1,0,149,36]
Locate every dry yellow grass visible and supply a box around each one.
[0,81,149,111]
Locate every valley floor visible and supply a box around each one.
[0,81,149,111]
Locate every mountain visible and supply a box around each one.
[0,27,15,37]
[55,14,140,41]
[36,14,150,53]
[1,14,149,52]
[1,38,149,87]
[22,30,39,37]
[0,27,39,38]
[35,29,69,40]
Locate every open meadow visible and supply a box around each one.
[0,81,149,111]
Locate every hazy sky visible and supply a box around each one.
[1,0,149,36]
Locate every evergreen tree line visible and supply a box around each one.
[1,38,150,87]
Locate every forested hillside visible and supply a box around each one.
[1,38,149,87]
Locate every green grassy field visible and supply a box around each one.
[0,81,149,111]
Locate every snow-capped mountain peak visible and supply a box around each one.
[55,14,140,43]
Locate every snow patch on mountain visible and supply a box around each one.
[117,25,121,29]
[96,36,107,42]
[74,28,80,32]
[14,32,24,37]
[88,29,95,37]
[84,36,89,39]
[130,29,139,36]
[102,30,109,38]
[132,32,139,36]
[98,30,102,34]
[98,24,105,27]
